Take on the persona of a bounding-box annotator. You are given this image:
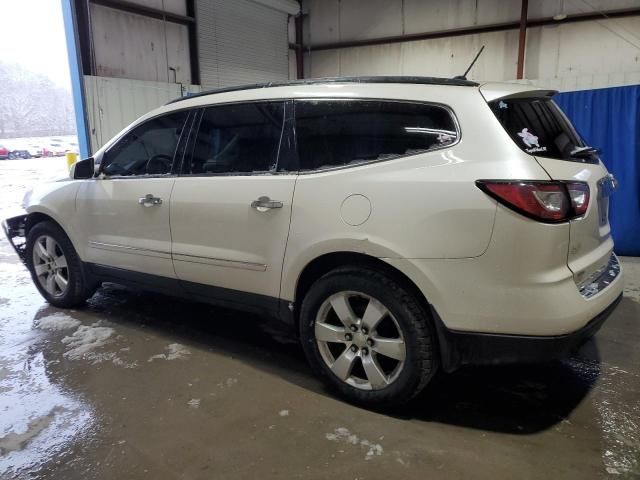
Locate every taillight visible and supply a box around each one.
[476,180,590,223]
[565,182,590,216]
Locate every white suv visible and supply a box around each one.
[3,77,623,408]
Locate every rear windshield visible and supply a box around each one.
[489,97,598,163]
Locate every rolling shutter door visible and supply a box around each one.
[196,0,292,88]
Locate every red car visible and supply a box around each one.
[0,145,9,160]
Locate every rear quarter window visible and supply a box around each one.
[295,99,458,171]
[489,97,598,164]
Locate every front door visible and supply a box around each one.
[76,110,190,279]
[170,101,296,305]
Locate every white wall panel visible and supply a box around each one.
[90,4,191,84]
[196,0,290,88]
[304,3,640,91]
[339,0,404,41]
[84,76,200,152]
[306,0,640,43]
[125,0,187,16]
[526,17,640,79]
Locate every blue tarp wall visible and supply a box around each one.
[556,85,640,256]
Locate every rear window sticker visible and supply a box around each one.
[518,128,539,147]
[498,100,508,109]
[518,128,547,154]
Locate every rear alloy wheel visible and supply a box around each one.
[26,221,96,308]
[315,291,406,390]
[300,267,437,408]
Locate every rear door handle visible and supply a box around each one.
[251,196,283,210]
[138,194,163,207]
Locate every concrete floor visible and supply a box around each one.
[1,158,639,479]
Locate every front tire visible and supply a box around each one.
[25,221,95,308]
[299,266,438,408]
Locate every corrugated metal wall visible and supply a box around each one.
[196,0,290,88]
[303,0,640,91]
[84,76,200,152]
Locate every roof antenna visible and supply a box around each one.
[454,45,485,80]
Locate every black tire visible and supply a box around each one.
[299,266,438,408]
[25,221,96,308]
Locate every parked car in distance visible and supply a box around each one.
[8,148,33,159]
[0,145,9,160]
[3,76,623,408]
[47,143,68,156]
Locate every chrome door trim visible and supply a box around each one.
[172,253,267,272]
[88,241,172,259]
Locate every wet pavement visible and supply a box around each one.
[1,158,639,479]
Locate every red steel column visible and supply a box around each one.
[517,0,528,79]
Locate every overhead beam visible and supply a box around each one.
[307,7,640,52]
[89,0,195,25]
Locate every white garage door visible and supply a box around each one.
[196,0,297,88]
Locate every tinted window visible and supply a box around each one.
[185,102,285,175]
[102,111,188,176]
[294,100,457,171]
[489,97,597,163]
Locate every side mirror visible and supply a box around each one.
[71,157,95,179]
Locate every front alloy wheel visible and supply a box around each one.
[26,221,97,308]
[32,235,69,297]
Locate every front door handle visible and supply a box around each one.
[251,196,283,211]
[138,194,163,207]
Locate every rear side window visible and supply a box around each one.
[489,97,597,163]
[185,101,285,175]
[294,100,458,171]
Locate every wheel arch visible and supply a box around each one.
[25,211,65,236]
[293,251,434,328]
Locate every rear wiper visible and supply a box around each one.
[570,146,599,158]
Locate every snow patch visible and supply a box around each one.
[36,313,81,331]
[187,399,200,409]
[621,257,640,304]
[147,343,191,362]
[217,377,238,389]
[61,324,114,360]
[568,358,640,475]
[279,409,289,417]
[326,427,384,460]
[0,407,62,454]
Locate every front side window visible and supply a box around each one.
[185,101,285,175]
[489,97,597,163]
[294,100,458,171]
[101,111,188,176]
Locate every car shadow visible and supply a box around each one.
[45,283,601,435]
[399,347,600,433]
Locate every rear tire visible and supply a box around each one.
[25,221,96,308]
[299,266,438,408]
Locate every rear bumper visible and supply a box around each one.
[2,215,28,263]
[432,293,622,372]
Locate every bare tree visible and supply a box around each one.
[0,62,76,138]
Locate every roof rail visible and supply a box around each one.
[165,76,479,105]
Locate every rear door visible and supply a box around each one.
[486,93,615,286]
[170,100,296,306]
